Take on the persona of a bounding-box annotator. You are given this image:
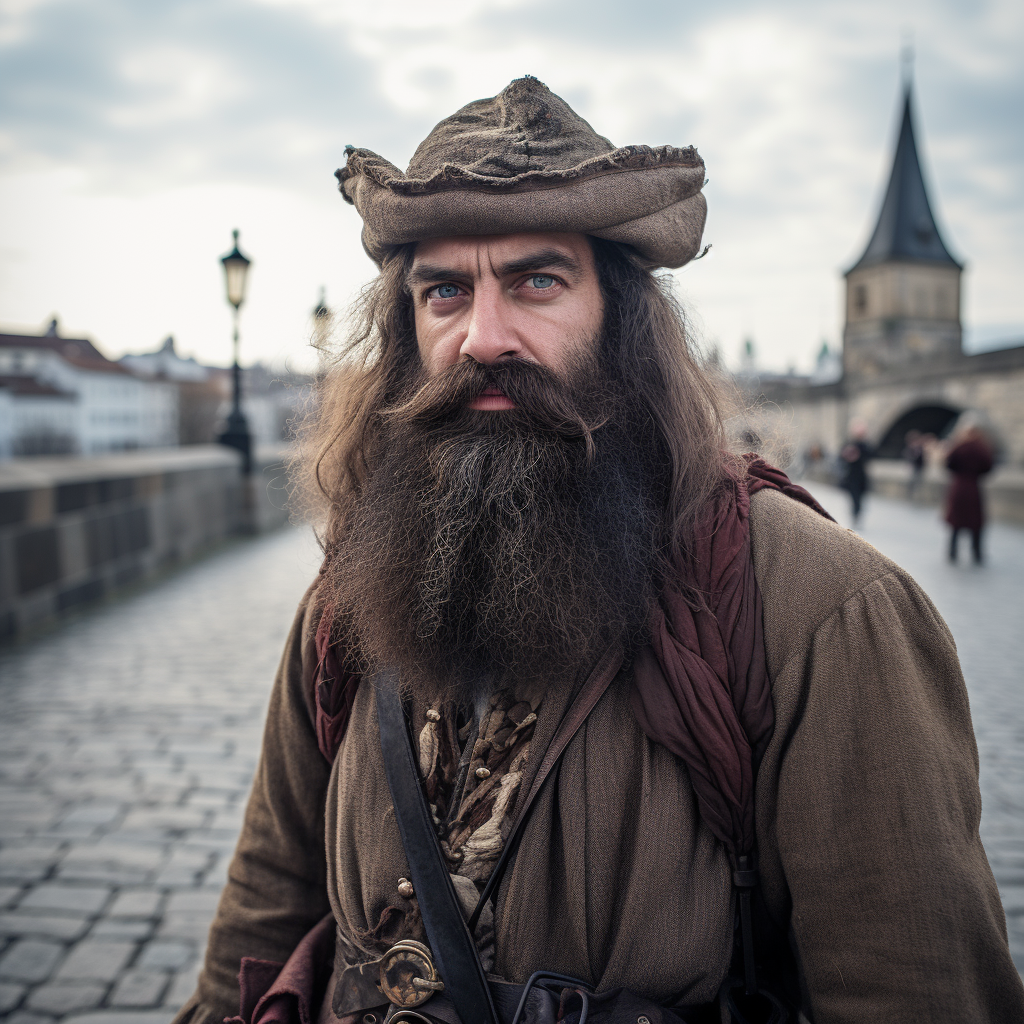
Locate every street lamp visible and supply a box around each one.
[217,229,253,473]
[312,286,330,350]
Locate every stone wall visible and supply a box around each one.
[746,346,1024,469]
[0,445,293,641]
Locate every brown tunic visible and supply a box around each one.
[173,489,1024,1023]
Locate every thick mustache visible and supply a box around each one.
[383,359,610,448]
[385,360,504,422]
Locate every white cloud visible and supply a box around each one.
[110,46,245,129]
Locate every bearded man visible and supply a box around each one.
[174,78,1024,1024]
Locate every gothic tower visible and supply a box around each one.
[843,81,962,381]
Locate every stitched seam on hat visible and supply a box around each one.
[343,145,703,196]
[355,160,703,199]
[386,151,700,194]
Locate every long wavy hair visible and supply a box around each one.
[294,238,737,601]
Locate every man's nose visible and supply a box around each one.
[459,285,524,365]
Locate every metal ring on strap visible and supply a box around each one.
[379,940,445,1009]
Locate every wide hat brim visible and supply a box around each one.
[337,78,707,270]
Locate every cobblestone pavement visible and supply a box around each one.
[807,483,1024,975]
[0,526,322,1023]
[0,490,1022,1023]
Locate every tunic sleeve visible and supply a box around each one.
[172,587,334,1024]
[772,570,1024,1022]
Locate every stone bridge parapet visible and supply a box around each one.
[0,446,293,642]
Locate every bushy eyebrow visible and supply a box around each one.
[407,247,584,288]
[406,262,471,288]
[495,248,584,279]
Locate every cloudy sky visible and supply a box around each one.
[1,0,1021,373]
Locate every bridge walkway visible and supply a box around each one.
[0,486,1021,1021]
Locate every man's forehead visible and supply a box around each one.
[410,232,594,279]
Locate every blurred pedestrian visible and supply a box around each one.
[902,429,926,500]
[798,442,823,480]
[839,418,872,527]
[945,424,994,564]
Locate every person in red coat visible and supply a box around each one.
[945,425,994,564]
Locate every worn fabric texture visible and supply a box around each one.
[337,76,707,270]
[417,686,543,888]
[173,490,1024,1024]
[945,438,994,530]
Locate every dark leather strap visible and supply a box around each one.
[518,644,623,819]
[377,674,498,1024]
[377,646,623,1022]
[468,644,624,932]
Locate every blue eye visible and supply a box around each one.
[529,275,554,289]
[434,283,460,299]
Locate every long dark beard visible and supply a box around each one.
[323,353,665,705]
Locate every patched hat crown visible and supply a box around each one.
[338,76,707,269]
[404,76,615,183]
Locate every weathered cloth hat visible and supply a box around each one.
[337,76,707,269]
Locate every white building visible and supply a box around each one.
[0,321,178,456]
[120,335,211,383]
[119,334,230,446]
[0,376,78,458]
[120,336,313,448]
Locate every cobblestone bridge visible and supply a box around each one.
[0,484,1022,1022]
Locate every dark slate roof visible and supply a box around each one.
[0,331,133,375]
[848,88,961,273]
[0,374,76,398]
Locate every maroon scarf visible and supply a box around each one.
[314,456,831,865]
[632,456,830,863]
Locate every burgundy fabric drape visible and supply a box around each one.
[315,456,832,865]
[314,612,359,765]
[631,456,831,862]
[227,913,336,1024]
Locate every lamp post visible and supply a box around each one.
[217,229,253,473]
[312,286,330,350]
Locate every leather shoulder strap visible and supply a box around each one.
[517,644,623,820]
[376,676,498,1024]
[377,646,624,1013]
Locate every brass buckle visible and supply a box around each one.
[379,940,444,1009]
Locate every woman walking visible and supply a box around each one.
[945,425,994,564]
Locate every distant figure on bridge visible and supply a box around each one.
[902,429,926,500]
[945,424,994,565]
[838,418,873,527]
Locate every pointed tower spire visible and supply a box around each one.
[850,83,960,271]
[842,62,964,381]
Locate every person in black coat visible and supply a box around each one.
[839,419,873,528]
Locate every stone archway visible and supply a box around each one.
[875,403,961,458]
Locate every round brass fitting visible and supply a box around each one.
[379,939,444,1008]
